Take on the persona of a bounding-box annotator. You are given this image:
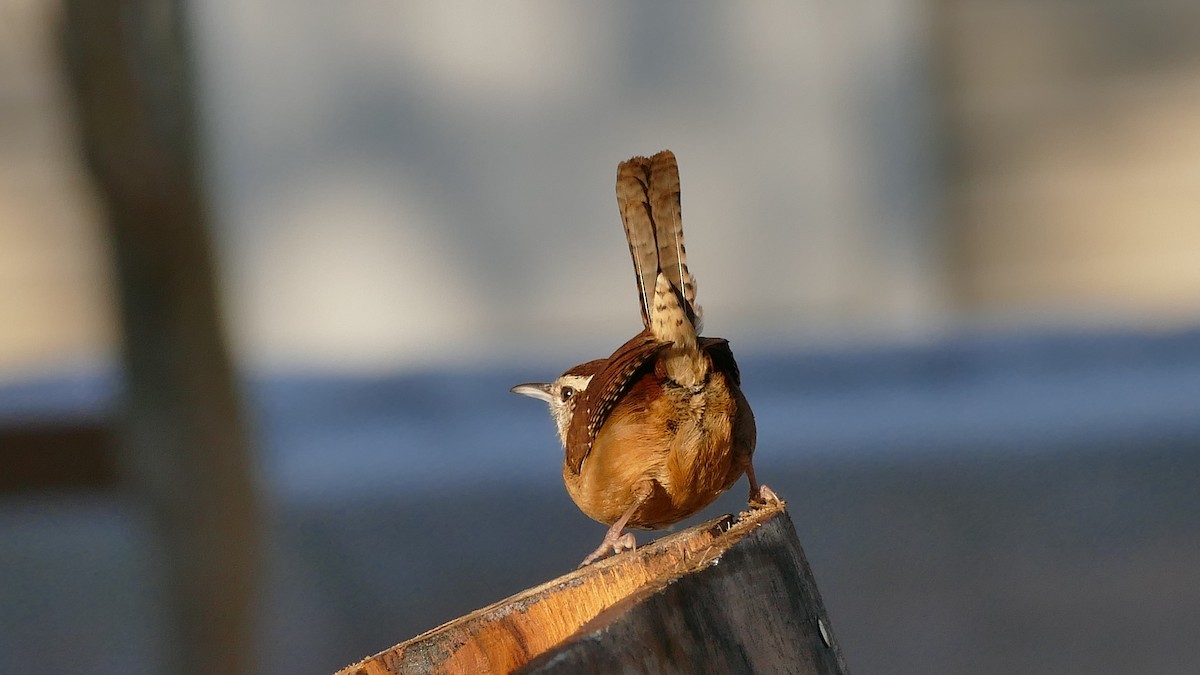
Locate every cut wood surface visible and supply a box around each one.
[337,502,849,675]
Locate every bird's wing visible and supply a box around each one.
[565,330,669,475]
[699,337,739,386]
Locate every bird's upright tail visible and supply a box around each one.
[615,150,706,387]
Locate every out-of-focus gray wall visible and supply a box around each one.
[4,1,1199,379]
[0,0,948,377]
[190,0,944,372]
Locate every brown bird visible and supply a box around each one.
[512,150,778,566]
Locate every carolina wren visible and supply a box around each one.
[512,150,777,566]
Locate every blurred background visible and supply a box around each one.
[2,1,1199,674]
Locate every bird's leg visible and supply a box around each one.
[746,461,781,506]
[579,480,655,567]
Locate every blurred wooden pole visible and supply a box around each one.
[338,503,848,675]
[60,3,260,675]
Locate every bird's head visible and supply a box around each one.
[510,359,604,447]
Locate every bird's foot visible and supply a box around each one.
[579,531,637,567]
[749,483,782,508]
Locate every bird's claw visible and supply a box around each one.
[579,532,637,567]
[749,484,782,508]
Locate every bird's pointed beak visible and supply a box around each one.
[510,382,555,403]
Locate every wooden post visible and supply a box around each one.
[60,3,260,674]
[337,503,849,675]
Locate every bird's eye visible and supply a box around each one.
[560,386,576,402]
